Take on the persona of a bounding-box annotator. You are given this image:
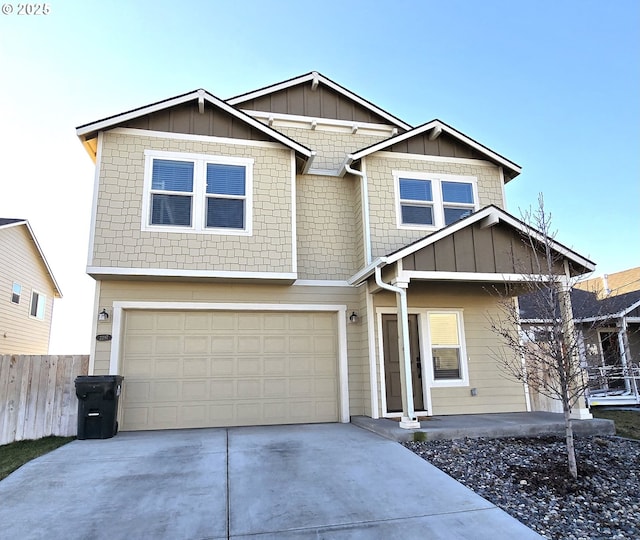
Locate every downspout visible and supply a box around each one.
[374,265,420,429]
[344,156,372,265]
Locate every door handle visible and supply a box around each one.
[416,357,422,378]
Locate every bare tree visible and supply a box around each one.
[488,194,593,480]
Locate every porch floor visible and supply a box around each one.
[351,411,615,442]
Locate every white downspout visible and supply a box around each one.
[344,156,372,265]
[375,265,419,429]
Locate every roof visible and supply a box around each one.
[348,119,521,181]
[575,266,640,299]
[519,287,640,322]
[0,218,25,227]
[0,219,63,297]
[349,205,595,285]
[227,71,412,131]
[76,89,313,160]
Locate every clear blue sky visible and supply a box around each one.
[1,0,638,353]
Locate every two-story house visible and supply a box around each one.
[0,218,62,353]
[77,72,594,432]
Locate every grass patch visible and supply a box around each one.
[0,436,74,481]
[591,408,640,440]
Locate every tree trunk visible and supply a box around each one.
[563,404,578,480]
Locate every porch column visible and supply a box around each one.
[393,278,420,429]
[558,270,592,419]
[617,317,635,395]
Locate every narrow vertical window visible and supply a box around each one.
[30,291,46,320]
[11,283,21,304]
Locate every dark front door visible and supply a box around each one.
[382,314,423,412]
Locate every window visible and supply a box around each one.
[395,172,478,229]
[426,311,468,385]
[143,150,253,235]
[30,291,46,320]
[11,283,21,304]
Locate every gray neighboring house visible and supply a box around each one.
[519,278,640,408]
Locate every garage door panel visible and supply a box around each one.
[184,336,210,354]
[238,336,262,353]
[121,310,339,430]
[183,358,209,377]
[157,313,185,331]
[211,335,235,353]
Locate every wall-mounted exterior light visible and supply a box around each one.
[98,308,109,322]
[349,311,359,324]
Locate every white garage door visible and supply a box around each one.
[120,310,339,430]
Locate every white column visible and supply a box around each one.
[393,278,420,429]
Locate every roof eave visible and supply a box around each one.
[227,71,413,131]
[76,89,313,160]
[350,119,521,180]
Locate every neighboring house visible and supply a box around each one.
[520,271,640,407]
[0,219,62,354]
[76,71,595,432]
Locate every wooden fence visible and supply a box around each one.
[0,355,89,445]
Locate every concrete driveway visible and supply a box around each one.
[0,424,540,539]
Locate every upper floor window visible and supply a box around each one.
[11,283,21,304]
[30,291,46,320]
[394,171,478,230]
[142,150,254,235]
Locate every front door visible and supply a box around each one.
[382,314,423,412]
[599,331,625,390]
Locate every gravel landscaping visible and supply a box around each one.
[404,436,640,539]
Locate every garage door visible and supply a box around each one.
[120,310,339,430]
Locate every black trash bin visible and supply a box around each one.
[75,375,124,440]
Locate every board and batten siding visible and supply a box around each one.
[92,280,369,416]
[0,225,56,354]
[373,282,528,416]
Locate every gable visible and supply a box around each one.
[123,101,272,141]
[76,90,312,162]
[0,222,62,297]
[387,131,487,161]
[401,220,566,275]
[235,83,399,126]
[228,72,411,130]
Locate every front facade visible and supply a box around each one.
[0,219,61,354]
[78,72,594,431]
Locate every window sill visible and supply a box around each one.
[141,224,253,236]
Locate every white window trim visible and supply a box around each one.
[29,290,46,320]
[393,170,478,231]
[141,149,254,236]
[422,309,469,388]
[11,282,21,304]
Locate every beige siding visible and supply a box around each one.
[92,280,369,416]
[366,154,504,258]
[372,282,528,416]
[0,226,55,354]
[274,125,388,171]
[92,132,294,273]
[296,174,359,280]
